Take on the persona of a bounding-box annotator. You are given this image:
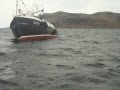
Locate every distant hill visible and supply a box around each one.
[45,11,120,29]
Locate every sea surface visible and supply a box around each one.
[0,28,120,90]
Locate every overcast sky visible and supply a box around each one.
[0,0,120,28]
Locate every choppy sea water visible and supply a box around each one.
[0,28,120,90]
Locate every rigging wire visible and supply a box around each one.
[21,0,29,12]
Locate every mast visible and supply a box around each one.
[16,0,18,15]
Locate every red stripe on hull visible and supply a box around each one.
[19,34,57,42]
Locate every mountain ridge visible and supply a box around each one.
[45,11,120,29]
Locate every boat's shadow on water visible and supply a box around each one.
[9,37,60,54]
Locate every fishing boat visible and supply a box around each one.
[10,0,57,42]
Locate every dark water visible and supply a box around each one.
[0,28,120,90]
